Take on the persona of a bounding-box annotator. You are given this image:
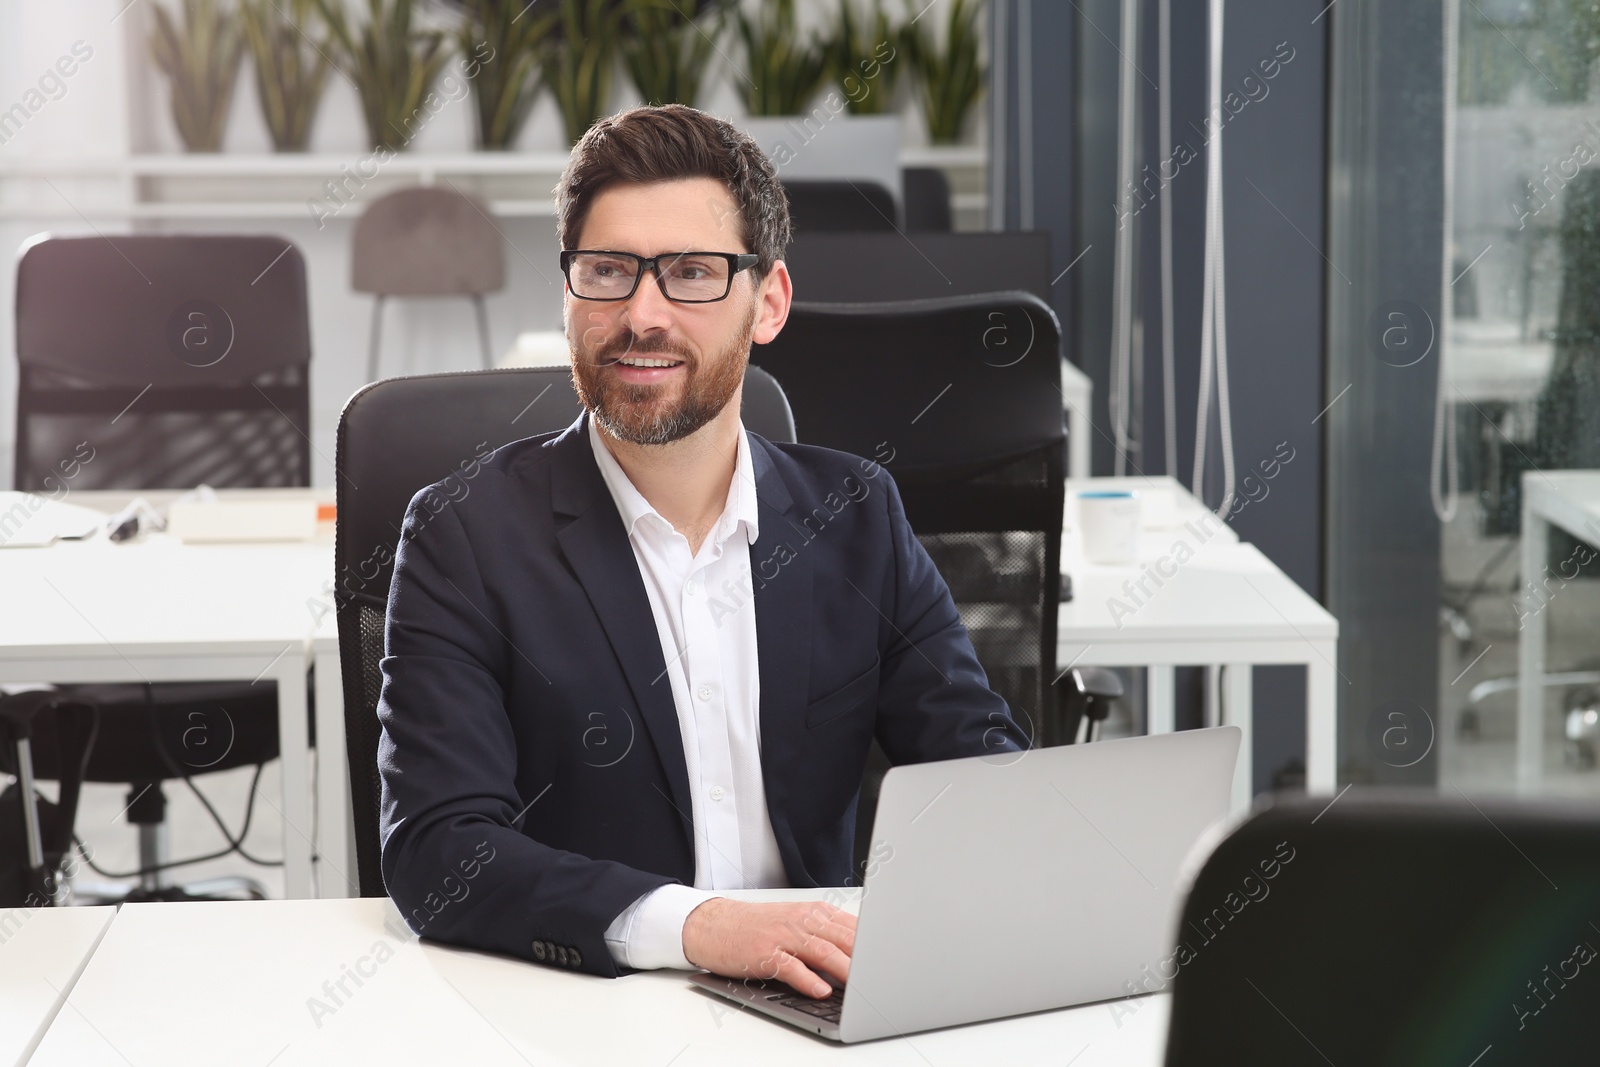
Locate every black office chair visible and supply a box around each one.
[1164,791,1600,1063]
[333,365,796,895]
[749,292,1067,875]
[780,179,899,232]
[4,233,313,902]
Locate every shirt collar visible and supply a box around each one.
[586,413,760,548]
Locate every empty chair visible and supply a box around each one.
[1165,791,1600,1063]
[6,233,312,901]
[352,186,507,380]
[332,366,796,894]
[750,292,1066,873]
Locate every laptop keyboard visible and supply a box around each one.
[762,983,845,1025]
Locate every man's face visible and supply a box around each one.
[564,178,789,446]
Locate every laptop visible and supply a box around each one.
[690,725,1241,1042]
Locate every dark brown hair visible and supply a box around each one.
[555,104,792,281]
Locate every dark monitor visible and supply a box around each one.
[783,231,1053,304]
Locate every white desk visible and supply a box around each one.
[2,489,335,898]
[0,905,116,1067]
[1061,477,1340,809]
[1517,470,1600,785]
[29,894,1169,1066]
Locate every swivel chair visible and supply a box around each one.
[333,366,796,895]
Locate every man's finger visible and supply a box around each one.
[792,929,852,987]
[771,951,832,998]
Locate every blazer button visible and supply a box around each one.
[556,946,569,966]
[570,947,583,967]
[532,941,547,961]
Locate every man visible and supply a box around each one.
[377,104,1026,999]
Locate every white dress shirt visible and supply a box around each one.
[589,417,790,970]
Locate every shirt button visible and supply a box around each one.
[697,685,713,701]
[686,580,699,596]
[710,786,726,801]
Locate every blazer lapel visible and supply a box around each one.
[748,437,815,883]
[548,416,695,852]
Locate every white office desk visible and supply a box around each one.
[1517,470,1600,785]
[1,489,335,898]
[0,905,116,1067]
[1060,478,1339,808]
[30,894,1169,1066]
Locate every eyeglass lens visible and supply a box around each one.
[568,252,732,301]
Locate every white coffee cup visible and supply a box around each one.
[1078,490,1141,564]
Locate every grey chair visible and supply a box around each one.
[353,186,506,380]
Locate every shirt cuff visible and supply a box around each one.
[603,883,722,971]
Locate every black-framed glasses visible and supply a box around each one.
[560,249,760,303]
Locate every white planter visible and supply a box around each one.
[736,113,903,208]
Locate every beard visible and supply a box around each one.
[569,298,757,446]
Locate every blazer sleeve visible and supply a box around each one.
[870,471,1033,762]
[376,488,675,977]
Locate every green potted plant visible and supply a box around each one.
[451,0,557,150]
[149,0,247,152]
[315,0,450,152]
[618,0,733,108]
[901,0,984,143]
[827,0,900,115]
[240,0,332,151]
[543,0,627,146]
[735,0,828,116]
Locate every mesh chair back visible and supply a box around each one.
[351,187,506,298]
[1166,793,1600,1063]
[334,365,795,896]
[14,234,311,490]
[751,292,1065,744]
[781,179,899,233]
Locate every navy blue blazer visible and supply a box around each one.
[376,415,1025,977]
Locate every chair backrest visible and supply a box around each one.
[334,365,795,896]
[751,291,1065,748]
[1165,792,1600,1063]
[13,234,312,490]
[784,231,1053,304]
[901,166,953,232]
[781,179,899,233]
[351,186,506,298]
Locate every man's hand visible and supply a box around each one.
[681,898,856,998]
